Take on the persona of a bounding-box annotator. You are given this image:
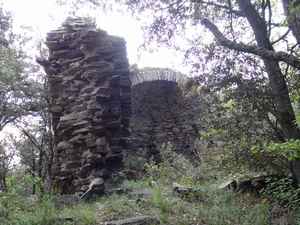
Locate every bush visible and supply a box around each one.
[6,174,43,196]
[0,193,57,225]
[145,142,201,185]
[0,188,97,225]
[261,177,300,209]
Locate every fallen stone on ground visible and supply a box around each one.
[172,182,204,202]
[219,175,287,194]
[101,215,160,225]
[173,182,193,195]
[106,187,153,199]
[270,204,295,225]
[53,194,81,208]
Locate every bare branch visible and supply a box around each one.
[266,0,272,38]
[194,0,244,16]
[19,128,43,153]
[201,18,300,70]
[271,28,291,45]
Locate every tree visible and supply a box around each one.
[0,6,54,193]
[15,116,53,194]
[0,137,17,192]
[282,0,300,44]
[0,8,40,132]
[12,40,53,193]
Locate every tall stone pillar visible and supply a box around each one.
[38,18,131,195]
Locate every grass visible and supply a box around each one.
[0,193,97,225]
[0,194,57,225]
[0,147,283,225]
[1,180,271,225]
[98,150,272,225]
[92,178,270,225]
[60,203,97,225]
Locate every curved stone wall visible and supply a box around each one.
[130,73,200,162]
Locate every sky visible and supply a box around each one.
[2,0,186,72]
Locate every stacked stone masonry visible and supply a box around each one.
[130,73,200,163]
[39,18,131,194]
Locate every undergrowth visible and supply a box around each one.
[96,144,271,225]
[1,143,294,225]
[0,192,97,225]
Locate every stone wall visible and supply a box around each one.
[38,18,131,195]
[129,68,201,163]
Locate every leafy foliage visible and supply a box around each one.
[252,139,300,161]
[0,8,43,131]
[262,177,300,209]
[0,176,97,225]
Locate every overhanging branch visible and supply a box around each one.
[195,0,244,16]
[201,18,300,70]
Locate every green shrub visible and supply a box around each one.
[261,177,300,209]
[266,139,300,160]
[150,186,172,224]
[6,174,43,196]
[145,142,201,185]
[0,189,97,225]
[0,194,57,225]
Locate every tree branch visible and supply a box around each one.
[19,128,43,153]
[201,18,300,70]
[271,28,291,45]
[196,0,244,17]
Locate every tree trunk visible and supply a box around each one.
[45,110,54,192]
[282,0,300,44]
[32,150,36,195]
[38,147,44,194]
[0,174,6,192]
[238,0,300,183]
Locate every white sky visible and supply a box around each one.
[2,0,186,72]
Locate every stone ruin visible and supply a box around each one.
[38,18,131,195]
[38,18,202,195]
[129,68,201,163]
